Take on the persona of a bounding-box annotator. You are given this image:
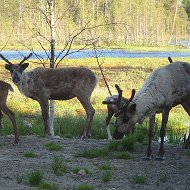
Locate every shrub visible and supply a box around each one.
[77,148,109,158]
[39,182,58,190]
[28,170,43,186]
[132,175,147,185]
[23,151,38,158]
[51,156,67,176]
[101,171,112,183]
[45,141,62,151]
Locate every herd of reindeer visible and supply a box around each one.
[0,53,190,160]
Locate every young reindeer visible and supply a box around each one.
[102,84,135,140]
[0,81,18,143]
[0,53,98,139]
[113,60,190,160]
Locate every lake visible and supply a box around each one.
[0,49,190,60]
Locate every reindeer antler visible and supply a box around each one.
[115,89,136,117]
[19,53,33,65]
[0,54,12,64]
[102,84,123,109]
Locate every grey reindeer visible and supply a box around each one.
[0,81,18,143]
[110,60,190,160]
[0,53,98,139]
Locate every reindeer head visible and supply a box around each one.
[103,84,136,139]
[0,53,32,84]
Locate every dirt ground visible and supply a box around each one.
[0,136,190,190]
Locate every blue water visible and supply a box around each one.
[0,49,190,60]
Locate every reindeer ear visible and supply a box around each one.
[5,64,12,71]
[21,63,29,70]
[128,103,136,113]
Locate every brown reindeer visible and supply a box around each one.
[102,84,130,140]
[0,81,18,143]
[0,53,98,139]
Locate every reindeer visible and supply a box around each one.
[0,81,18,143]
[109,61,190,160]
[0,53,98,139]
[102,84,135,140]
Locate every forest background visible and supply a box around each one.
[1,0,190,48]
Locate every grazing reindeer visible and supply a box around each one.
[102,84,134,140]
[113,61,190,160]
[0,53,98,138]
[0,81,18,144]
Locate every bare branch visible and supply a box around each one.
[92,41,112,96]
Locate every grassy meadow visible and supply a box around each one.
[0,56,190,144]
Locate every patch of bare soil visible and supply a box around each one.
[0,136,190,190]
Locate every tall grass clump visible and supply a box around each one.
[131,174,147,185]
[39,182,58,190]
[51,156,67,176]
[101,171,112,183]
[45,141,62,151]
[23,151,38,158]
[77,148,109,158]
[28,170,43,186]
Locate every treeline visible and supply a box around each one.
[0,0,189,47]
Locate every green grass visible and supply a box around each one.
[132,175,147,185]
[51,156,67,176]
[101,171,112,183]
[28,170,43,186]
[111,151,133,159]
[74,184,96,190]
[23,151,38,158]
[45,141,62,151]
[77,148,109,158]
[39,182,58,190]
[98,164,111,170]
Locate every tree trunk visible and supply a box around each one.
[168,0,179,44]
[49,0,55,136]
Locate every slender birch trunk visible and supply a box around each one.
[49,0,55,136]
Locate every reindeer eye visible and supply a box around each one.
[123,116,129,123]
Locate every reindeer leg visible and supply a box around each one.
[106,110,114,140]
[77,96,95,139]
[156,108,170,160]
[39,99,50,136]
[0,110,3,129]
[181,101,190,148]
[144,114,155,160]
[0,105,19,144]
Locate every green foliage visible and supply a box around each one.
[39,182,58,190]
[98,164,111,170]
[77,148,109,158]
[74,184,95,190]
[111,151,133,160]
[101,171,112,183]
[28,170,43,186]
[132,175,147,185]
[23,151,38,158]
[45,141,62,151]
[51,156,67,176]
